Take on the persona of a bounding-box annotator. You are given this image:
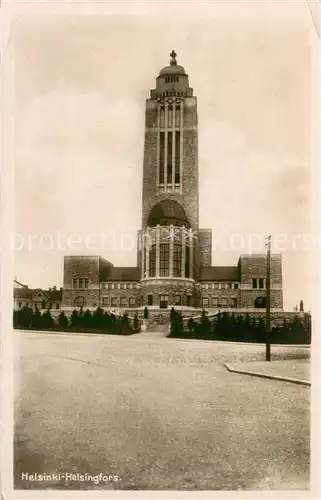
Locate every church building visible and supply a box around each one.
[62,51,283,313]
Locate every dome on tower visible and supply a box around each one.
[159,50,186,76]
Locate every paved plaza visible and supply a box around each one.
[14,331,310,490]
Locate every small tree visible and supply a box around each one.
[15,306,33,329]
[31,307,42,329]
[304,312,311,344]
[133,312,139,332]
[170,310,184,337]
[256,317,266,342]
[92,307,104,330]
[299,300,304,312]
[58,311,69,329]
[187,317,196,335]
[199,309,210,337]
[70,309,79,328]
[83,309,93,329]
[143,306,149,320]
[119,312,132,334]
[41,310,54,329]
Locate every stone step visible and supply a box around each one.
[147,323,170,333]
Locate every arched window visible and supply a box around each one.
[74,296,85,308]
[254,296,266,309]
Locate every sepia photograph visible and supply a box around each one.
[3,0,319,495]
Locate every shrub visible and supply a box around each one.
[13,306,34,329]
[58,311,69,329]
[133,313,139,331]
[118,312,132,335]
[70,309,80,328]
[31,308,42,329]
[170,309,184,337]
[41,310,54,329]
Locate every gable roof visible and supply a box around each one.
[14,287,62,302]
[30,289,49,300]
[14,279,28,289]
[45,289,62,301]
[199,266,239,281]
[100,267,140,282]
[14,288,33,299]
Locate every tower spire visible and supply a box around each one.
[170,49,177,66]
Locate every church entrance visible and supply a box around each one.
[159,295,168,309]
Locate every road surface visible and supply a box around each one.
[14,330,310,490]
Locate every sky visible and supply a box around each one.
[13,1,319,310]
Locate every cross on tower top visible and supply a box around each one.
[170,49,177,65]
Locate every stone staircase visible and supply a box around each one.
[140,323,170,338]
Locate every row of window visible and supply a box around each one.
[101,282,137,290]
[203,297,238,308]
[74,295,187,309]
[102,297,136,307]
[202,280,267,290]
[144,243,190,278]
[252,278,266,289]
[146,294,183,306]
[17,301,60,310]
[160,106,181,129]
[72,278,89,289]
[164,75,179,83]
[157,91,186,99]
[202,283,239,290]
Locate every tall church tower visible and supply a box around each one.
[62,51,283,313]
[138,51,212,308]
[142,50,199,230]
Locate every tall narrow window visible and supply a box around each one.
[185,245,190,278]
[174,295,181,305]
[149,244,156,277]
[203,298,209,309]
[212,297,218,308]
[230,297,237,308]
[160,106,165,128]
[252,278,258,289]
[175,131,180,184]
[72,279,77,289]
[168,106,173,128]
[167,132,173,184]
[160,243,170,277]
[175,106,180,127]
[173,244,182,277]
[259,278,265,289]
[143,245,147,277]
[159,132,165,184]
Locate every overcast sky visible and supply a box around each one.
[13,1,318,310]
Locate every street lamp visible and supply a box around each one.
[265,235,272,361]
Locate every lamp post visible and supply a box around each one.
[265,235,271,361]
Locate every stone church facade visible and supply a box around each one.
[62,52,283,312]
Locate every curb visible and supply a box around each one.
[224,363,311,386]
